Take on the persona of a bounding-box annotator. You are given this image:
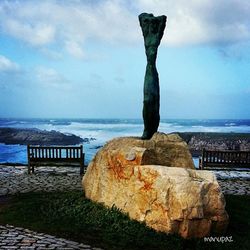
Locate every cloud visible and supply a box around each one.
[0,0,137,59]
[65,41,85,59]
[0,55,24,91]
[0,55,20,72]
[5,19,55,46]
[136,0,250,46]
[218,41,250,60]
[84,73,105,89]
[35,66,69,87]
[40,48,63,60]
[0,0,249,54]
[114,76,125,84]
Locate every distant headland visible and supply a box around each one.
[178,132,250,156]
[0,127,84,146]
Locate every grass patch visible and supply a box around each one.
[0,192,249,250]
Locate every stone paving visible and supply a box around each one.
[0,225,103,250]
[217,179,250,195]
[0,174,82,196]
[0,165,249,196]
[0,165,82,196]
[214,169,250,195]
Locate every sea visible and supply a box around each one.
[1,118,250,167]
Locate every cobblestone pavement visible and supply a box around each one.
[1,165,249,196]
[0,165,79,176]
[0,174,82,196]
[0,165,82,196]
[217,179,250,195]
[0,225,103,250]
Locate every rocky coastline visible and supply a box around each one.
[0,127,84,145]
[0,128,250,157]
[178,132,250,157]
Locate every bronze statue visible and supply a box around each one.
[139,13,166,139]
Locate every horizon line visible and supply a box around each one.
[1,117,250,120]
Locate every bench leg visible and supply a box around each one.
[199,158,202,170]
[80,164,84,175]
[80,153,85,175]
[28,164,31,174]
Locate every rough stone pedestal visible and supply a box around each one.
[82,133,228,238]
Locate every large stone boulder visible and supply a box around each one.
[82,133,228,238]
[91,132,195,169]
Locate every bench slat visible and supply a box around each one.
[27,145,85,175]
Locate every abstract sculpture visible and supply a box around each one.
[139,13,167,139]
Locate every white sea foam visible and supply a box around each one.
[1,118,250,164]
[225,122,236,126]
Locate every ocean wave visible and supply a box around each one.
[49,120,72,126]
[225,122,236,126]
[1,118,250,164]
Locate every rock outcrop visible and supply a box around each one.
[178,132,250,157]
[0,128,84,145]
[82,132,228,238]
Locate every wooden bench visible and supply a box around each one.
[27,145,85,175]
[199,149,250,170]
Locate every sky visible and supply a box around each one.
[0,0,249,119]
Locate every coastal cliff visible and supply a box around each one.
[178,132,250,156]
[0,128,84,145]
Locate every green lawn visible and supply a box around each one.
[0,192,249,250]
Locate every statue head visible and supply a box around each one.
[139,13,167,48]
